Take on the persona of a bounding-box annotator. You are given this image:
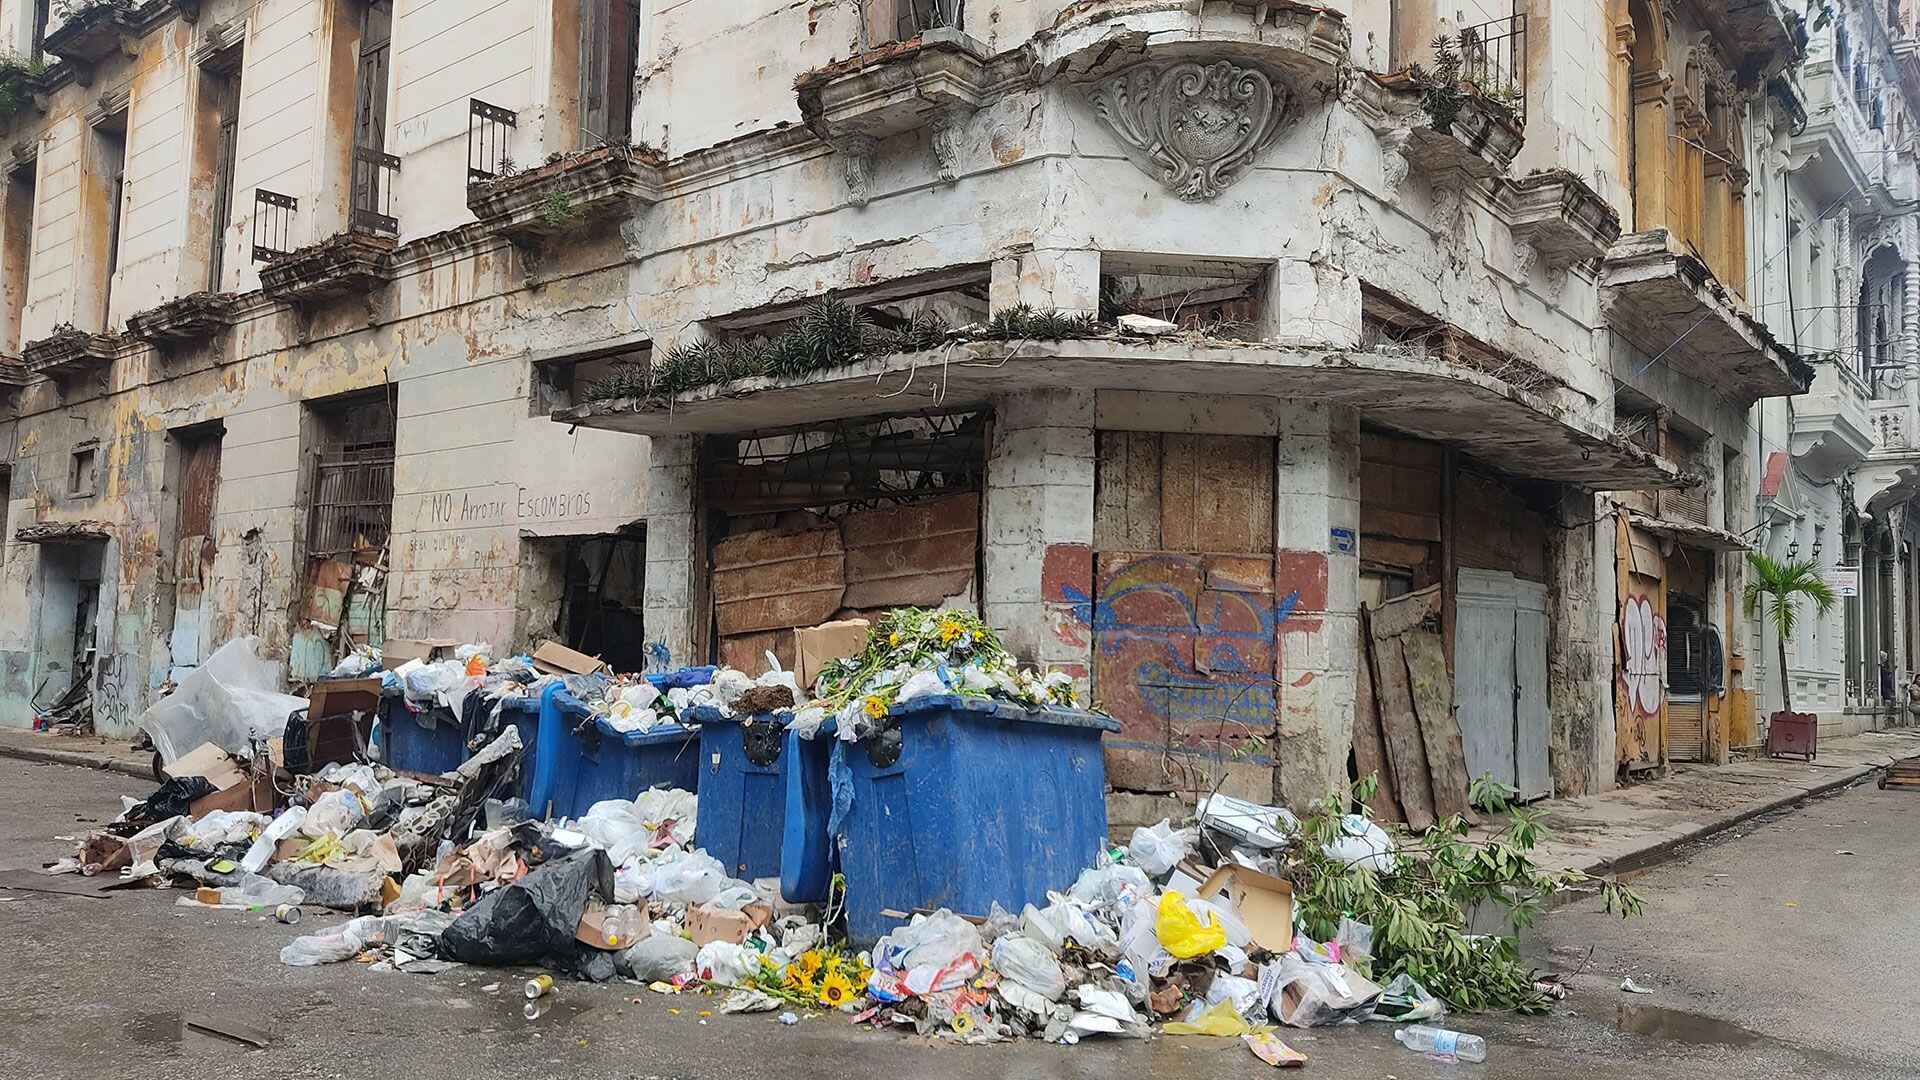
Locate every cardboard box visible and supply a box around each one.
[1196,864,1295,953]
[81,833,130,872]
[273,838,311,862]
[187,771,276,818]
[531,640,612,676]
[576,902,650,951]
[381,638,461,667]
[165,742,248,791]
[686,901,773,946]
[795,619,871,689]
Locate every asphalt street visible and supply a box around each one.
[0,756,1907,1079]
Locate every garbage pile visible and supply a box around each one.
[48,610,1518,1065]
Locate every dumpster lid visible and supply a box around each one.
[891,693,1120,732]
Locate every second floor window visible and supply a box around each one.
[355,1,391,154]
[91,111,127,316]
[200,48,243,289]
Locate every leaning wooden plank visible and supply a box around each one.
[1352,606,1405,823]
[1404,628,1474,822]
[1368,582,1442,639]
[1371,633,1435,830]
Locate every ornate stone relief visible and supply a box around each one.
[1083,59,1296,200]
[836,134,879,208]
[929,104,972,183]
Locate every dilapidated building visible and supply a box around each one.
[0,0,1828,817]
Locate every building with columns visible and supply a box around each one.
[0,0,1843,823]
[1750,0,1920,741]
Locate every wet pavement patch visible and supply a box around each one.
[1616,1005,1764,1046]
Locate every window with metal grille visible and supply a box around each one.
[350,1,397,236]
[305,394,395,561]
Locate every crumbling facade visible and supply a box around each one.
[0,0,1839,816]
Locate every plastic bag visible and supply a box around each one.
[217,875,306,909]
[649,849,727,906]
[618,934,699,981]
[871,910,983,996]
[1263,953,1382,1027]
[140,635,306,763]
[894,669,948,704]
[1335,918,1375,976]
[300,789,366,837]
[992,934,1067,1001]
[1127,819,1197,877]
[1204,972,1261,1016]
[695,940,760,984]
[440,850,614,965]
[403,660,466,704]
[1067,861,1154,913]
[279,915,400,966]
[1156,891,1227,959]
[1163,999,1254,1037]
[1372,973,1445,1022]
[1324,814,1396,873]
[709,884,759,911]
[264,864,391,911]
[1118,896,1175,978]
[1189,895,1253,950]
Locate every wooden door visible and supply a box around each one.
[1514,579,1551,800]
[1456,568,1518,789]
[169,429,222,677]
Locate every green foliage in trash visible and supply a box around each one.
[582,298,1108,403]
[811,607,1081,719]
[1288,774,1645,1015]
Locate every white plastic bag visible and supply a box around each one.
[1263,953,1383,1027]
[620,934,699,981]
[894,669,948,704]
[299,789,366,837]
[695,940,759,984]
[992,934,1066,1001]
[279,915,399,966]
[1127,819,1198,876]
[650,849,728,905]
[1324,814,1397,872]
[872,910,983,994]
[1068,861,1154,912]
[1118,896,1174,978]
[140,636,307,762]
[709,884,760,910]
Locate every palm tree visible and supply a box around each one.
[1743,553,1838,713]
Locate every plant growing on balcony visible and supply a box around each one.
[51,0,134,18]
[1743,553,1837,712]
[0,53,46,117]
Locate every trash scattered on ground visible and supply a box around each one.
[60,608,1610,1060]
[1620,977,1656,994]
[1395,1023,1489,1062]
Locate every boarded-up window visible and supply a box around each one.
[581,0,638,147]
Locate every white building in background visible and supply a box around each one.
[1750,0,1920,738]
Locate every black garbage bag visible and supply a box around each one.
[125,777,217,826]
[546,942,618,983]
[439,848,613,966]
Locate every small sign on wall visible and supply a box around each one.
[1823,566,1860,598]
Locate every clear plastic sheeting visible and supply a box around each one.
[140,635,307,763]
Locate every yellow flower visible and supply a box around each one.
[795,949,825,978]
[784,964,816,994]
[863,694,888,719]
[889,631,903,647]
[818,970,857,1007]
[938,617,963,644]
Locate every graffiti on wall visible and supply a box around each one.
[1620,592,1667,718]
[1051,551,1301,745]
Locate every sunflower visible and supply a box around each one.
[794,949,825,979]
[862,694,888,719]
[784,963,816,995]
[817,970,857,1007]
[888,631,903,648]
[938,616,964,644]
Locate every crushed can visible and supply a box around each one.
[525,974,554,1000]
[275,904,302,925]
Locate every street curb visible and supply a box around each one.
[0,743,152,781]
[1574,762,1880,881]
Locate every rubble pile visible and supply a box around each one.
[50,609,1532,1065]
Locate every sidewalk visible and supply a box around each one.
[0,727,154,780]
[1514,727,1920,878]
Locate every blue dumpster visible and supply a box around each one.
[528,682,701,820]
[692,711,837,884]
[381,699,469,776]
[780,727,838,904]
[794,694,1117,942]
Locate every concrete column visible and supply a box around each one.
[642,434,698,667]
[1546,490,1615,796]
[982,388,1095,683]
[988,249,1101,317]
[1271,402,1361,810]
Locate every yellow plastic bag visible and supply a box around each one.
[1163,1000,1254,1037]
[1155,890,1226,958]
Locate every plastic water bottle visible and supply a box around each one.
[1395,1025,1488,1062]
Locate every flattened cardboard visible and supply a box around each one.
[531,640,612,676]
[795,619,870,689]
[188,772,275,818]
[1197,864,1295,953]
[381,639,460,667]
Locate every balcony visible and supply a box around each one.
[350,145,399,237]
[556,335,1682,491]
[1788,360,1875,480]
[1372,72,1523,184]
[41,2,141,81]
[466,142,663,243]
[0,357,30,407]
[125,292,240,360]
[1599,229,1811,401]
[1499,169,1621,272]
[21,326,117,389]
[259,232,395,305]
